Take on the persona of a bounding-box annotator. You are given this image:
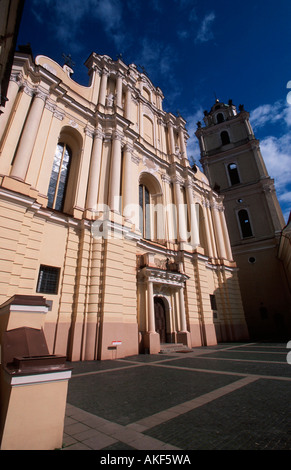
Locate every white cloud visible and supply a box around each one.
[249,101,285,130]
[251,101,291,222]
[195,12,216,43]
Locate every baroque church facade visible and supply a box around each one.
[0,47,277,362]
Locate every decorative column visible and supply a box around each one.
[147,280,155,333]
[220,208,233,260]
[212,201,227,259]
[179,287,187,332]
[108,130,122,213]
[125,86,132,122]
[186,183,200,247]
[167,120,175,157]
[11,89,47,181]
[205,201,218,258]
[173,178,187,243]
[122,143,136,221]
[116,72,123,109]
[176,285,191,347]
[202,201,215,258]
[143,273,160,355]
[0,73,22,139]
[86,128,104,211]
[98,68,109,107]
[179,127,187,162]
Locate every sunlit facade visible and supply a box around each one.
[0,51,249,360]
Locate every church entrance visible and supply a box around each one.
[154,297,167,343]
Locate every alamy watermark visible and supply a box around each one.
[91,198,201,244]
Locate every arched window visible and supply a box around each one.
[217,113,224,123]
[221,131,230,145]
[47,143,72,211]
[238,209,253,238]
[228,163,240,185]
[139,184,151,239]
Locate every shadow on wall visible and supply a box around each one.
[212,271,291,343]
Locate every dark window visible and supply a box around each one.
[238,209,253,238]
[217,113,224,123]
[139,184,150,239]
[36,265,60,294]
[221,131,230,145]
[210,294,218,319]
[228,163,240,185]
[47,143,72,211]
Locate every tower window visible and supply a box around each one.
[221,131,230,145]
[47,143,72,211]
[228,163,240,185]
[217,113,224,123]
[238,209,253,238]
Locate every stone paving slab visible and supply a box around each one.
[62,342,291,451]
[144,378,291,450]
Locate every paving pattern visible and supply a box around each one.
[62,342,291,450]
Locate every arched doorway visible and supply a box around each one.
[154,297,167,343]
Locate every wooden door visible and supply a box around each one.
[154,297,167,343]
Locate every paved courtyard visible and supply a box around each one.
[62,342,291,451]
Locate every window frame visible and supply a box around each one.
[220,130,230,146]
[47,142,72,212]
[36,265,60,295]
[237,208,253,239]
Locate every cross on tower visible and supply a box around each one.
[62,53,75,69]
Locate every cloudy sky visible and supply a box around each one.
[17,0,291,221]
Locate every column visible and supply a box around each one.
[125,87,132,122]
[186,184,200,247]
[86,128,104,210]
[220,208,233,260]
[98,68,109,107]
[179,127,187,160]
[212,202,227,259]
[11,89,47,180]
[147,280,155,333]
[179,287,187,332]
[116,73,123,109]
[174,179,187,242]
[205,202,218,258]
[167,121,175,156]
[202,203,214,258]
[0,74,21,139]
[122,144,133,215]
[108,130,122,213]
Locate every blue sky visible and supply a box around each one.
[17,0,291,221]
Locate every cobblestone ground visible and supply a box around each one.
[62,342,291,451]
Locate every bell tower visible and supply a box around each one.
[196,99,291,340]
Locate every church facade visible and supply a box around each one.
[0,50,249,360]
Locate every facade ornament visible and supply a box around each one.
[69,119,78,129]
[53,110,65,121]
[84,126,95,138]
[45,101,56,113]
[35,89,49,102]
[106,93,114,107]
[23,84,34,97]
